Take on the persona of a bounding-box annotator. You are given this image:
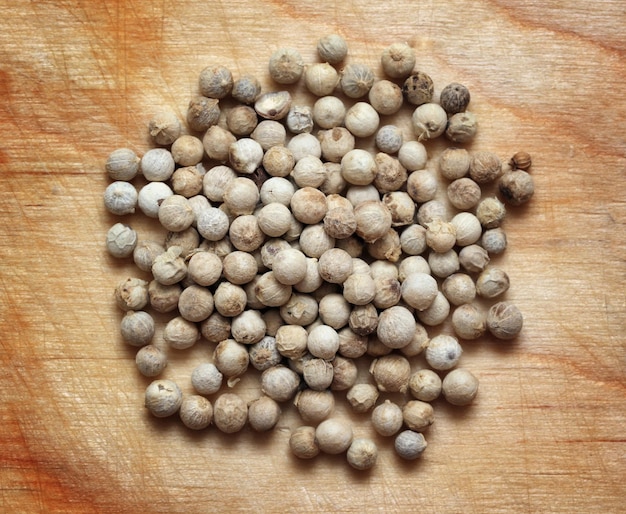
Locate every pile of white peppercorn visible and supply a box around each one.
[104,36,534,469]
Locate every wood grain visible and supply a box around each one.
[1,0,625,512]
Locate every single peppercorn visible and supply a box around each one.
[510,151,532,170]
[381,42,416,79]
[347,438,378,470]
[487,301,523,340]
[144,379,183,418]
[442,368,479,406]
[290,426,319,459]
[394,430,427,460]
[268,48,304,84]
[439,82,471,114]
[179,395,213,430]
[199,65,233,99]
[402,72,434,106]
[135,345,168,377]
[247,396,281,431]
[498,170,535,206]
[213,393,248,433]
[315,418,353,454]
[317,34,348,64]
[340,63,375,98]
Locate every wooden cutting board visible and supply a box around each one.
[1,1,625,512]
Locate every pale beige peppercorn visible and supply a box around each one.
[229,215,265,252]
[407,169,437,203]
[269,48,304,84]
[231,309,266,345]
[394,430,427,460]
[476,267,510,298]
[135,345,168,377]
[191,363,223,395]
[409,369,442,402]
[261,365,301,402]
[187,95,220,132]
[401,272,438,311]
[199,65,233,98]
[171,135,204,166]
[214,339,249,382]
[349,303,379,336]
[442,368,479,406]
[425,334,463,370]
[347,438,378,470]
[106,148,140,181]
[148,280,181,313]
[487,301,523,339]
[307,324,340,360]
[402,400,435,432]
[340,63,375,98]
[255,91,293,121]
[368,80,404,115]
[370,354,411,393]
[442,273,476,306]
[319,127,355,163]
[416,291,450,326]
[451,212,483,247]
[163,316,199,350]
[254,271,292,307]
[498,170,535,206]
[203,126,236,163]
[280,293,319,327]
[476,197,506,228]
[342,273,376,306]
[299,224,335,258]
[213,393,248,433]
[448,177,481,210]
[376,305,416,349]
[344,102,380,138]
[294,389,335,424]
[249,335,282,371]
[371,400,403,437]
[179,395,213,430]
[291,155,326,188]
[312,96,346,129]
[114,277,148,312]
[304,62,339,96]
[346,383,379,413]
[315,418,354,454]
[290,187,328,224]
[120,310,155,347]
[469,151,502,184]
[302,358,334,391]
[354,201,392,244]
[178,285,214,322]
[290,426,320,459]
[213,281,247,317]
[145,379,182,418]
[439,147,471,180]
[248,396,281,431]
[452,303,486,340]
[148,111,181,146]
[330,356,358,391]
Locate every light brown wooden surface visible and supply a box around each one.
[1,1,625,512]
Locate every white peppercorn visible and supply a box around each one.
[344,102,380,138]
[317,293,351,330]
[249,336,283,371]
[171,166,203,198]
[138,182,173,218]
[229,138,264,175]
[260,238,291,269]
[304,63,339,96]
[439,147,471,180]
[299,224,335,258]
[340,63,375,98]
[376,305,416,349]
[342,273,376,306]
[426,219,457,253]
[481,227,508,254]
[476,197,506,229]
[347,438,378,470]
[312,96,346,129]
[335,235,363,258]
[371,400,403,437]
[171,135,205,166]
[346,383,379,413]
[451,303,486,340]
[428,249,460,278]
[152,246,187,285]
[402,71,434,106]
[148,111,181,146]
[307,324,340,360]
[447,178,481,210]
[106,223,137,258]
[255,90,292,121]
[412,103,448,140]
[274,324,308,360]
[440,82,471,114]
[191,363,223,395]
[442,368,479,406]
[416,291,450,326]
[451,212,483,247]
[231,309,266,345]
[145,379,182,418]
[319,127,355,163]
[394,430,427,460]
[287,132,322,161]
[318,248,353,284]
[368,79,404,115]
[163,315,199,350]
[221,251,257,285]
[148,280,181,313]
[250,120,286,150]
[179,395,213,430]
[229,215,265,252]
[372,276,402,309]
[476,267,510,298]
[469,151,502,184]
[315,418,353,454]
[213,393,248,434]
[290,426,320,459]
[158,195,194,232]
[232,74,261,104]
[187,95,221,132]
[302,358,334,391]
[442,273,476,306]
[403,400,435,432]
[425,334,463,370]
[397,256,430,281]
[398,141,428,172]
[330,355,358,391]
[269,48,303,84]
[400,224,427,255]
[417,200,447,227]
[178,285,214,323]
[367,335,392,357]
[213,281,247,317]
[135,345,168,377]
[459,244,490,273]
[199,65,233,98]
[141,148,175,182]
[317,34,348,64]
[381,42,415,78]
[203,126,236,162]
[366,228,401,262]
[370,354,411,393]
[104,181,138,215]
[226,105,258,136]
[498,169,535,206]
[248,396,281,432]
[291,155,326,188]
[354,200,392,243]
[261,365,301,402]
[446,111,478,143]
[214,339,249,382]
[114,277,149,312]
[106,148,140,181]
[372,153,406,194]
[487,301,523,340]
[120,310,154,347]
[259,177,295,207]
[409,369,442,402]
[401,272,438,311]
[285,104,314,134]
[375,125,403,154]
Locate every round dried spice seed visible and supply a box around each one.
[248,396,281,431]
[340,63,375,98]
[347,438,378,470]
[442,368,479,406]
[268,48,304,84]
[199,65,233,99]
[439,82,471,114]
[315,418,353,454]
[317,34,348,64]
[145,379,183,418]
[487,301,523,340]
[498,170,535,206]
[135,345,167,377]
[394,430,427,460]
[371,400,403,437]
[376,305,416,349]
[369,354,411,393]
[408,369,442,402]
[381,43,416,79]
[469,151,502,184]
[290,426,320,459]
[402,400,435,432]
[261,365,301,402]
[213,393,248,433]
[402,72,434,106]
[191,363,223,395]
[425,334,463,371]
[179,395,213,430]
